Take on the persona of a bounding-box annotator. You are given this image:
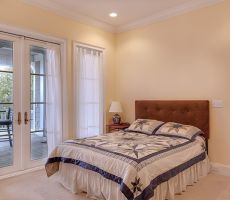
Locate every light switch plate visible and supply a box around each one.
[212,100,224,108]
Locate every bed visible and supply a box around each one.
[45,100,210,200]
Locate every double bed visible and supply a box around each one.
[45,100,210,200]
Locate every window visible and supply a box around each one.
[30,46,47,160]
[74,44,103,138]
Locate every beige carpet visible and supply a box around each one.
[0,170,229,200]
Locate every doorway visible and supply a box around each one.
[0,32,62,175]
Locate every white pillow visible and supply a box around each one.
[126,119,164,135]
[155,122,203,140]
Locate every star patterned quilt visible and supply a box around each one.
[45,131,206,200]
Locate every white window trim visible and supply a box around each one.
[73,41,105,136]
[0,23,68,141]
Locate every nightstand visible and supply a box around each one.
[106,123,130,133]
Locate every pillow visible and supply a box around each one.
[155,122,203,140]
[126,119,164,135]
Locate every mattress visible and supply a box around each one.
[45,131,209,200]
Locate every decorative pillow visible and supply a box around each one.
[126,119,164,134]
[155,122,203,140]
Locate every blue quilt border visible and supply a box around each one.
[46,151,206,200]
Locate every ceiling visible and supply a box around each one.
[23,0,223,32]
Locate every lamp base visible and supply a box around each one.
[112,113,121,124]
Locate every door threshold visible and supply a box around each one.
[0,165,44,180]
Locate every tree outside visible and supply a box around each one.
[0,72,13,113]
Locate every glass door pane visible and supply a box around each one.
[0,39,14,168]
[30,46,47,160]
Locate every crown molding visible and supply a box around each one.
[22,0,115,33]
[22,0,223,34]
[116,0,224,33]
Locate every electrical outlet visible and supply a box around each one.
[212,100,224,108]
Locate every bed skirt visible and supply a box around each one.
[52,157,210,200]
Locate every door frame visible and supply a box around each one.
[0,23,68,141]
[0,24,67,175]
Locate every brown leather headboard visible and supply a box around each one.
[135,100,209,139]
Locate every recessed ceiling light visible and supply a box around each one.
[109,12,118,18]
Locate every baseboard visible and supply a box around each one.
[0,166,44,180]
[211,162,230,177]
[1,162,229,180]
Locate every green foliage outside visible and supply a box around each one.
[0,72,13,104]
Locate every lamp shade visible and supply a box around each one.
[109,101,122,113]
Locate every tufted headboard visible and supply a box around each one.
[135,100,209,139]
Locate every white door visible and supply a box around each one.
[0,33,59,175]
[0,33,22,175]
[23,39,49,169]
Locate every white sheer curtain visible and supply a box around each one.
[74,45,103,138]
[46,46,63,154]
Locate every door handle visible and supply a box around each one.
[24,112,30,125]
[17,112,21,125]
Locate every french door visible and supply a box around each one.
[0,33,54,175]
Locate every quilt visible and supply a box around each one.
[45,131,206,200]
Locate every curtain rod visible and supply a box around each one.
[0,30,60,46]
[77,45,103,53]
[75,41,104,52]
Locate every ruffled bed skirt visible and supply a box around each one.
[52,157,210,200]
[152,157,210,200]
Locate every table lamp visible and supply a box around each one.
[109,101,123,124]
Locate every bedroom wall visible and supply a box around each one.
[115,1,230,166]
[1,0,229,168]
[0,0,116,138]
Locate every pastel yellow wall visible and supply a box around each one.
[0,0,116,138]
[116,1,230,166]
[1,0,229,166]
